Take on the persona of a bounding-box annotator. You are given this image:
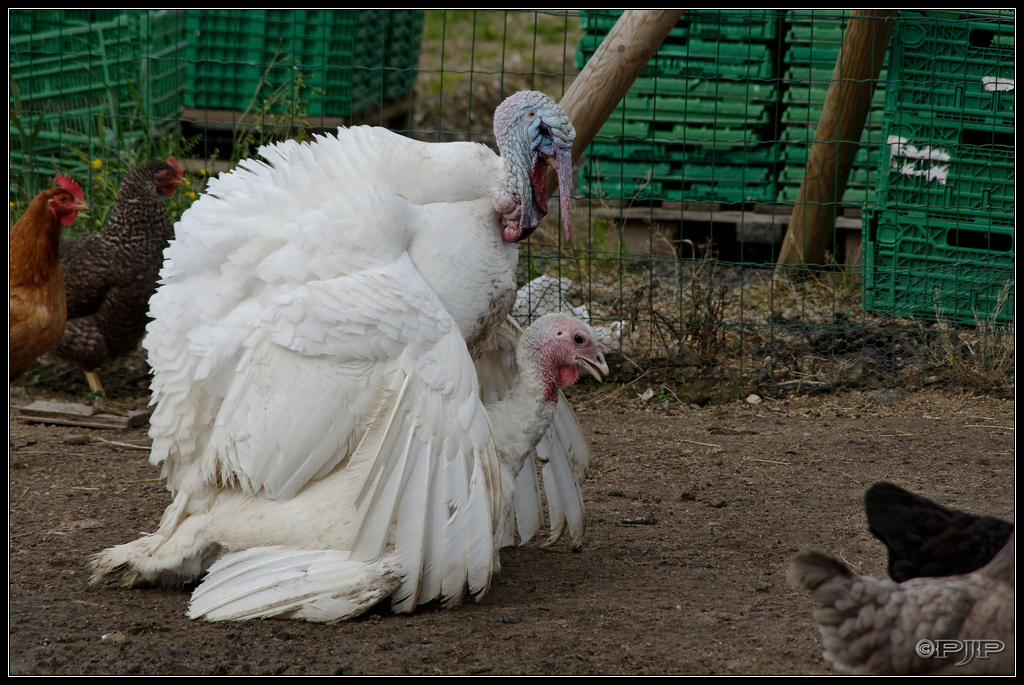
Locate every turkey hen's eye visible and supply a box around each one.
[573,333,585,345]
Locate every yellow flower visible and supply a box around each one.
[187,191,197,201]
[91,159,103,170]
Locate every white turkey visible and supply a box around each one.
[89,91,594,621]
[788,532,1015,675]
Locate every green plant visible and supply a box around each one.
[930,281,1015,389]
[8,75,50,201]
[678,239,729,368]
[232,50,323,159]
[9,64,202,234]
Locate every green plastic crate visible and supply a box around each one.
[862,208,1014,325]
[184,10,423,119]
[9,10,187,135]
[9,10,188,196]
[778,10,890,209]
[877,116,1014,222]
[576,10,783,203]
[582,140,779,204]
[885,12,1014,126]
[579,9,780,43]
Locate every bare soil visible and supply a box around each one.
[9,360,1015,675]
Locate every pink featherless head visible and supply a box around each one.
[55,174,85,203]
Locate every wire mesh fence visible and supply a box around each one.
[9,9,1015,399]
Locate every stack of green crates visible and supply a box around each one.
[862,11,1014,325]
[777,10,889,207]
[576,10,783,204]
[184,10,424,119]
[9,10,188,196]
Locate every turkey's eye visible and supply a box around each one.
[573,333,585,345]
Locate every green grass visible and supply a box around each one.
[418,10,580,106]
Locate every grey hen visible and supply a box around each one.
[50,158,184,404]
[865,482,1014,582]
[789,532,1014,675]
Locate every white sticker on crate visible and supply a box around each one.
[886,135,950,185]
[981,75,1014,93]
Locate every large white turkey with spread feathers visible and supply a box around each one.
[89,91,600,622]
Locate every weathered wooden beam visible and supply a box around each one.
[16,400,149,430]
[549,9,685,193]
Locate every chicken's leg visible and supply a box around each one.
[85,369,129,416]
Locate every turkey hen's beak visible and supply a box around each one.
[579,348,609,383]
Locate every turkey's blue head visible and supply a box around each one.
[492,91,576,243]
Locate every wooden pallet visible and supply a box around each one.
[583,199,863,266]
[180,94,416,173]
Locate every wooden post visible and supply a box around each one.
[775,10,897,274]
[548,9,684,195]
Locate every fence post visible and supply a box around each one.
[775,10,897,274]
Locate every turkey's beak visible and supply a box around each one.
[579,348,609,383]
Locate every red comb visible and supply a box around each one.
[55,174,85,202]
[167,157,183,177]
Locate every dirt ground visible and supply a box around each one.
[8,359,1015,675]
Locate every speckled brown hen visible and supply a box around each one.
[50,158,184,407]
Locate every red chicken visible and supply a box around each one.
[50,158,185,408]
[9,175,89,381]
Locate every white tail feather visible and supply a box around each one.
[188,547,402,623]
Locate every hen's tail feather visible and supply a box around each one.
[187,547,402,623]
[865,482,1014,581]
